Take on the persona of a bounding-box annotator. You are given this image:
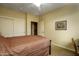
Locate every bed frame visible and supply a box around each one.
[49,40,51,55]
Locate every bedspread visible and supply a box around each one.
[0,35,50,56]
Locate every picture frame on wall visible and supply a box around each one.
[55,20,67,30]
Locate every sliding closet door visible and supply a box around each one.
[0,17,13,37]
[13,19,26,36]
[0,17,26,37]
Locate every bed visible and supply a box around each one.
[0,35,50,56]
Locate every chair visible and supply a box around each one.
[72,38,79,56]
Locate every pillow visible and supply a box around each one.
[0,34,10,48]
[0,34,5,39]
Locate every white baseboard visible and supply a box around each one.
[52,43,75,52]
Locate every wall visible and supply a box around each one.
[41,5,79,51]
[38,16,45,36]
[0,6,26,37]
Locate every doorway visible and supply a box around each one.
[31,22,38,35]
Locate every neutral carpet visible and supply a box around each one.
[51,45,75,56]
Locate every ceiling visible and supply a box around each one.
[0,3,76,15]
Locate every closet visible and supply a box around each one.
[0,16,26,37]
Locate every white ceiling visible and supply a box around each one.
[0,3,76,15]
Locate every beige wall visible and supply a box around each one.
[38,16,45,36]
[0,6,26,19]
[41,5,79,51]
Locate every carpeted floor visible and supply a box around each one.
[51,45,75,56]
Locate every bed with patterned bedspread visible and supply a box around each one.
[0,35,50,56]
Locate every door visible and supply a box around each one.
[31,22,38,35]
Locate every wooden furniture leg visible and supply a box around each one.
[49,40,51,55]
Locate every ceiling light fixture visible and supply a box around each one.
[33,2,41,7]
[32,0,42,7]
